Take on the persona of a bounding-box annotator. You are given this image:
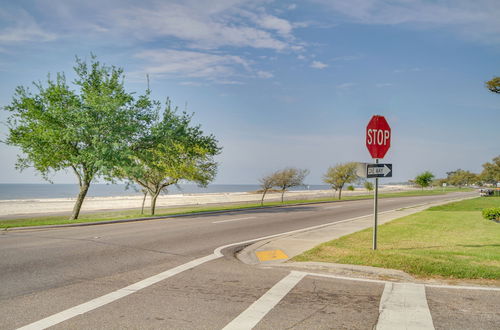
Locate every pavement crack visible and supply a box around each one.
[3,232,189,257]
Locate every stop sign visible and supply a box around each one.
[366,115,391,159]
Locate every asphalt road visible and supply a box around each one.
[1,191,498,329]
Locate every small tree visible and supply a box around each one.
[4,55,151,220]
[486,77,500,94]
[448,169,478,188]
[364,180,374,193]
[258,171,278,206]
[415,171,435,190]
[323,162,358,200]
[274,168,309,203]
[480,155,500,185]
[347,185,355,191]
[117,99,221,215]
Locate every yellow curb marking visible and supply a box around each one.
[256,249,289,261]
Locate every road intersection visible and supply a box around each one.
[1,192,498,329]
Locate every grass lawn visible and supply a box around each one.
[293,197,500,280]
[0,187,473,229]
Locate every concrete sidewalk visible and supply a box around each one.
[237,195,476,282]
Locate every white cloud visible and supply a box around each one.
[0,9,56,43]
[314,0,500,44]
[336,82,356,89]
[135,49,250,80]
[288,4,297,11]
[310,61,328,69]
[256,70,274,79]
[108,1,294,50]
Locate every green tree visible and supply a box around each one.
[118,99,220,215]
[258,171,278,206]
[414,171,435,190]
[480,156,500,185]
[448,169,478,188]
[485,77,500,93]
[4,56,151,220]
[364,180,374,193]
[323,162,358,199]
[274,168,309,203]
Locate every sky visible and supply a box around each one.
[0,0,499,185]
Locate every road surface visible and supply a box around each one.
[1,192,498,329]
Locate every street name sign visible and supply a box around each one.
[367,163,392,178]
[366,115,391,159]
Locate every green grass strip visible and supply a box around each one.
[293,197,500,280]
[0,187,473,229]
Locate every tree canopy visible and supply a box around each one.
[414,171,435,190]
[323,162,358,199]
[273,168,309,203]
[5,55,152,219]
[486,77,500,94]
[480,155,500,184]
[116,99,220,215]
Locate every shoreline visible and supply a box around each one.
[0,185,417,218]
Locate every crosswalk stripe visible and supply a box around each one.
[377,282,435,330]
[222,271,306,330]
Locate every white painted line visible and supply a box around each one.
[19,196,478,329]
[16,254,220,330]
[302,271,387,284]
[222,271,306,330]
[376,282,435,330]
[323,205,344,210]
[212,216,256,224]
[426,284,500,292]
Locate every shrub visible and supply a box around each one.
[347,185,355,191]
[482,207,500,222]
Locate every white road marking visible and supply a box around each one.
[19,197,484,329]
[222,271,306,330]
[212,216,256,224]
[16,254,220,330]
[426,284,500,292]
[376,282,435,330]
[323,205,344,210]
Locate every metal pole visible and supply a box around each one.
[373,158,379,250]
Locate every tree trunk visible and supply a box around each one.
[281,189,285,203]
[141,190,147,215]
[261,189,267,206]
[338,188,342,200]
[150,192,160,215]
[70,183,90,220]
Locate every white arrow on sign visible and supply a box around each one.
[367,164,392,177]
[381,164,391,176]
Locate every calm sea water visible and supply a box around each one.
[0,184,331,200]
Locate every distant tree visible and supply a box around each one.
[258,171,278,206]
[432,178,447,187]
[116,99,221,215]
[415,171,435,190]
[4,55,152,220]
[323,162,358,199]
[347,185,355,191]
[447,169,478,188]
[274,168,309,203]
[480,155,500,185]
[486,77,500,94]
[364,180,374,193]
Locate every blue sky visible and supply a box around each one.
[0,0,499,184]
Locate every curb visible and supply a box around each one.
[236,195,478,275]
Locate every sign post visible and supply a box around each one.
[366,115,391,250]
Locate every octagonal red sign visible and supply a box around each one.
[366,115,391,159]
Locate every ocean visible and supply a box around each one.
[0,184,331,200]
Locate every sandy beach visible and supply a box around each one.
[0,185,416,218]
